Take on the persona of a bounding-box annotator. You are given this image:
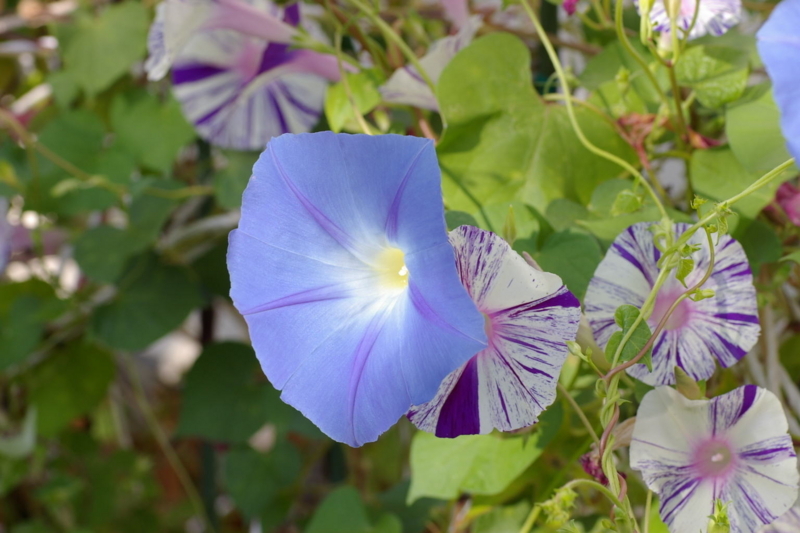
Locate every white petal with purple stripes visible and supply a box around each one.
[760,503,800,532]
[584,222,760,386]
[380,16,481,111]
[407,226,581,437]
[631,386,798,533]
[642,0,742,40]
[145,0,297,82]
[167,1,332,150]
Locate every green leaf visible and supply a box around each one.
[445,210,479,231]
[604,304,653,370]
[611,189,644,216]
[534,230,602,301]
[61,2,149,95]
[177,342,318,442]
[737,219,782,274]
[305,486,372,533]
[545,199,589,232]
[214,151,260,209]
[73,226,139,283]
[92,254,203,351]
[407,411,560,503]
[726,85,798,175]
[691,148,793,231]
[780,251,800,264]
[436,33,637,222]
[473,501,530,533]
[25,342,115,437]
[325,69,384,133]
[675,257,694,287]
[675,45,749,108]
[111,91,195,173]
[580,40,668,108]
[177,343,272,442]
[224,442,301,517]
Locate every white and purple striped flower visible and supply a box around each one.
[641,0,742,40]
[408,226,581,437]
[147,0,340,150]
[631,386,799,533]
[145,0,297,82]
[584,222,760,386]
[379,16,481,111]
[761,503,800,532]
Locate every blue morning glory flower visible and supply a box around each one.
[227,133,487,447]
[757,0,800,163]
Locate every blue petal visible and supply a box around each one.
[757,0,800,163]
[227,132,486,446]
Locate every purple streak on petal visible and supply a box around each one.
[208,0,297,43]
[282,2,301,26]
[172,64,227,84]
[268,142,360,255]
[268,89,290,134]
[385,144,428,242]
[408,282,484,344]
[435,357,480,437]
[736,384,758,422]
[258,43,293,74]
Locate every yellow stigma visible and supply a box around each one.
[375,247,409,289]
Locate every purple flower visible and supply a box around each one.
[757,0,800,163]
[776,182,800,226]
[761,504,800,532]
[147,0,341,150]
[408,226,580,437]
[641,0,742,40]
[630,386,799,533]
[584,223,760,386]
[379,16,480,111]
[226,133,487,447]
[563,0,579,15]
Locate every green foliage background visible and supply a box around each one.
[0,0,796,531]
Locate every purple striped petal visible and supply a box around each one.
[631,386,799,533]
[407,226,580,437]
[227,133,486,447]
[761,505,800,532]
[380,16,481,111]
[757,0,800,163]
[145,0,297,82]
[640,0,742,40]
[584,222,760,386]
[169,2,334,150]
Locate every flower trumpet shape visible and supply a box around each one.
[584,223,760,386]
[227,133,487,447]
[757,0,800,163]
[639,0,742,40]
[631,386,799,533]
[409,226,580,437]
[147,0,340,150]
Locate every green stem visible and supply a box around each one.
[521,0,668,220]
[613,0,673,115]
[667,64,689,144]
[673,158,796,252]
[124,355,217,533]
[346,0,436,91]
[643,490,653,533]
[558,383,600,444]
[518,504,541,533]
